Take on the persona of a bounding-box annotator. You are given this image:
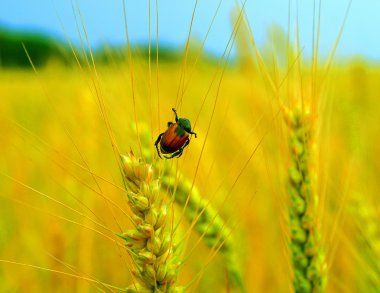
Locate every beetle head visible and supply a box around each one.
[177,118,192,133]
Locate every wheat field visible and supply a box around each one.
[1,1,379,292]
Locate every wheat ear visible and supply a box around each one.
[350,194,380,289]
[161,170,245,292]
[284,107,326,293]
[120,152,182,293]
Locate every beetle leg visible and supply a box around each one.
[167,121,174,127]
[176,148,184,158]
[172,108,178,122]
[169,148,183,158]
[189,130,197,138]
[154,133,164,147]
[154,133,164,159]
[182,138,190,149]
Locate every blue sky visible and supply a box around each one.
[1,0,379,60]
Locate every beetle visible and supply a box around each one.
[155,108,197,159]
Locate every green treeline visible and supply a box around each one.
[0,28,68,67]
[0,27,220,68]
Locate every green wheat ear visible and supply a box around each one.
[349,193,380,289]
[161,171,245,293]
[120,152,183,293]
[283,107,326,293]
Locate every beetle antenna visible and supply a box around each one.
[172,108,178,122]
[190,131,197,138]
